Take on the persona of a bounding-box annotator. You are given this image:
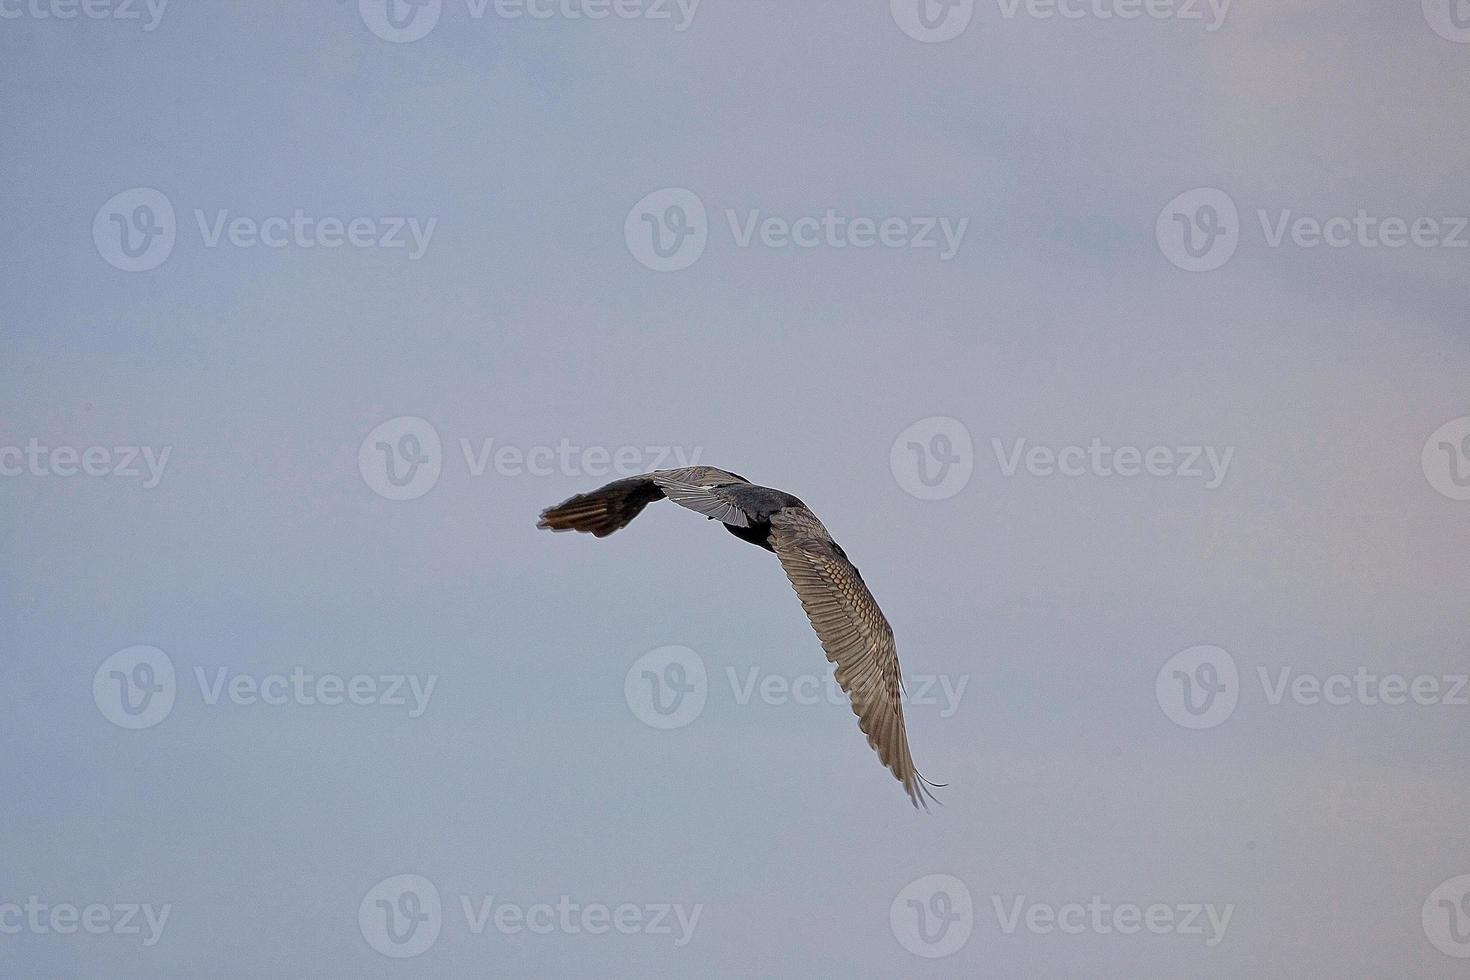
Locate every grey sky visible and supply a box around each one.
[2,1,1469,976]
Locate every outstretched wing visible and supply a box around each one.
[768,506,941,809]
[651,469,754,527]
[537,467,750,537]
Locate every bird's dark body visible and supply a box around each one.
[716,485,805,551]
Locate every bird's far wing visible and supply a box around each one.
[651,467,754,527]
[537,474,665,537]
[537,467,751,537]
[768,506,941,809]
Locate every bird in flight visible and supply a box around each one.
[538,466,942,809]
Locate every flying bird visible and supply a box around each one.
[538,466,942,809]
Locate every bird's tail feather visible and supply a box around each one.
[536,476,664,537]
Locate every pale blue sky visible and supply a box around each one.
[3,2,1470,976]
